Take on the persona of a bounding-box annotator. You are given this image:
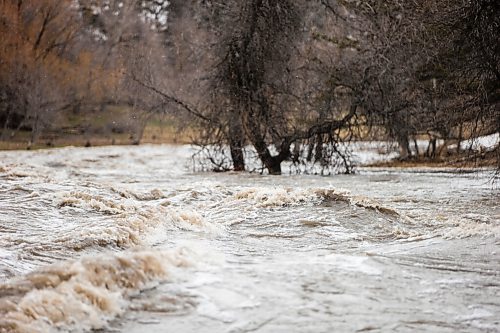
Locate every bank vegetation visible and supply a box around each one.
[1,0,498,174]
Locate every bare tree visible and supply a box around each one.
[184,0,362,174]
[0,0,86,144]
[317,0,499,164]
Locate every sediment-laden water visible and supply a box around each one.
[1,145,499,332]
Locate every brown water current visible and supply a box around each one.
[0,145,499,332]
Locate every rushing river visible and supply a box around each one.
[0,145,499,333]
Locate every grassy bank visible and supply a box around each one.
[0,108,192,150]
[0,122,191,150]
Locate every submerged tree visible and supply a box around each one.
[424,0,499,157]
[315,0,499,163]
[189,0,361,174]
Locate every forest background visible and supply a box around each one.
[0,0,498,174]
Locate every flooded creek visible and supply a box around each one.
[1,145,499,332]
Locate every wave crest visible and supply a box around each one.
[0,249,191,333]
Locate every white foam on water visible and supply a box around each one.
[232,186,401,217]
[233,187,318,207]
[54,191,171,248]
[110,187,167,201]
[164,208,226,235]
[57,191,130,215]
[54,190,225,248]
[0,248,193,333]
[440,215,500,239]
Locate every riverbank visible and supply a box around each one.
[366,149,499,169]
[0,121,191,150]
[1,131,498,173]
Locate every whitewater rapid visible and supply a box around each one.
[0,145,499,332]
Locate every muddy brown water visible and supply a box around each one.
[0,145,499,332]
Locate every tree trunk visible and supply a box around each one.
[413,138,419,157]
[229,116,245,171]
[456,123,463,154]
[398,135,411,160]
[314,134,324,164]
[30,114,40,147]
[306,141,314,162]
[292,142,300,163]
[1,108,13,140]
[264,157,282,175]
[426,138,437,158]
[229,140,245,171]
